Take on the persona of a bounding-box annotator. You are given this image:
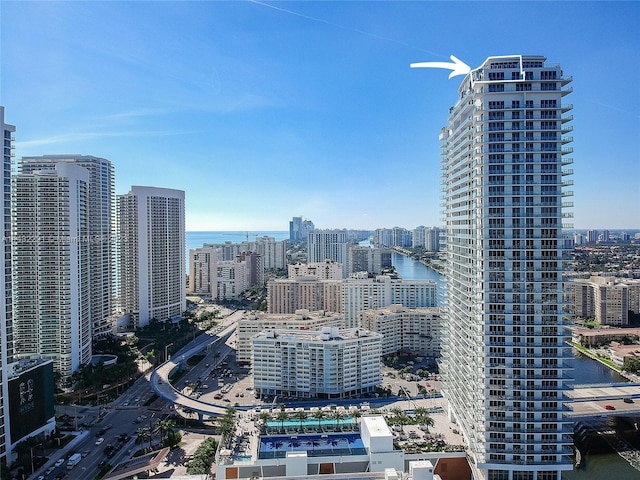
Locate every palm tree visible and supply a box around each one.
[276,409,289,433]
[155,419,176,444]
[294,410,308,431]
[350,409,362,428]
[313,409,325,431]
[258,411,272,432]
[413,407,434,430]
[135,427,152,451]
[331,410,344,431]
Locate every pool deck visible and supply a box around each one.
[220,396,466,465]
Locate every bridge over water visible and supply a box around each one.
[565,383,640,417]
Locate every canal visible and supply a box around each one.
[388,248,640,478]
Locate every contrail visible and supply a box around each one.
[249,0,444,58]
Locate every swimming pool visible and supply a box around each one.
[265,416,356,429]
[259,433,367,459]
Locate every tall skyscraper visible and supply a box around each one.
[307,230,348,272]
[1,106,15,465]
[20,155,115,338]
[12,163,92,380]
[118,186,185,328]
[440,56,573,479]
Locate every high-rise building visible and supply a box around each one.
[252,326,382,399]
[289,216,314,242]
[586,229,599,244]
[0,106,15,464]
[12,163,92,380]
[347,245,391,275]
[360,305,441,358]
[19,154,115,338]
[118,186,185,328]
[439,55,573,479]
[289,260,344,280]
[307,230,348,271]
[189,245,221,295]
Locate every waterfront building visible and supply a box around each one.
[290,216,314,242]
[0,106,14,464]
[236,310,344,365]
[267,277,342,314]
[347,245,392,275]
[189,245,221,295]
[289,260,344,280]
[566,275,640,326]
[307,230,348,272]
[439,55,573,478]
[373,228,393,247]
[19,154,115,338]
[360,305,441,358]
[413,226,427,248]
[570,326,640,347]
[343,275,437,328]
[425,227,441,252]
[391,227,412,248]
[251,326,382,398]
[12,162,92,380]
[117,186,185,328]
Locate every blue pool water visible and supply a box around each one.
[259,433,367,459]
[266,417,355,429]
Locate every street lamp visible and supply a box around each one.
[165,343,174,363]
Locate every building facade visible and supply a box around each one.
[342,275,437,328]
[189,245,221,295]
[440,55,573,479]
[289,260,344,280]
[252,326,382,398]
[566,275,640,326]
[117,186,185,328]
[267,278,342,314]
[19,155,115,338]
[0,106,15,464]
[12,163,92,380]
[307,230,348,270]
[360,305,441,358]
[347,246,392,276]
[236,310,345,365]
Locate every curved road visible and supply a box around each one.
[150,315,240,419]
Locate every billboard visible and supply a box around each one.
[8,361,55,441]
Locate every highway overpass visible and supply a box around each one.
[150,321,238,421]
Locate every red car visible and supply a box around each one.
[605,404,615,410]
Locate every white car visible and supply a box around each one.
[95,437,105,445]
[55,459,65,467]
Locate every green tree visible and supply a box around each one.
[258,411,272,432]
[623,356,640,373]
[294,410,308,431]
[135,427,152,451]
[276,410,289,433]
[313,409,325,431]
[331,410,344,430]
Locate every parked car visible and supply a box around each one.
[624,398,634,404]
[605,404,615,410]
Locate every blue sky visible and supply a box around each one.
[1,1,639,231]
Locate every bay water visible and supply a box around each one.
[186,232,638,477]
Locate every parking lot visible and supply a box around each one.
[173,331,442,413]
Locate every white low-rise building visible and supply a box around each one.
[252,326,382,399]
[360,305,441,358]
[236,310,344,365]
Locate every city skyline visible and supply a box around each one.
[2,1,639,231]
